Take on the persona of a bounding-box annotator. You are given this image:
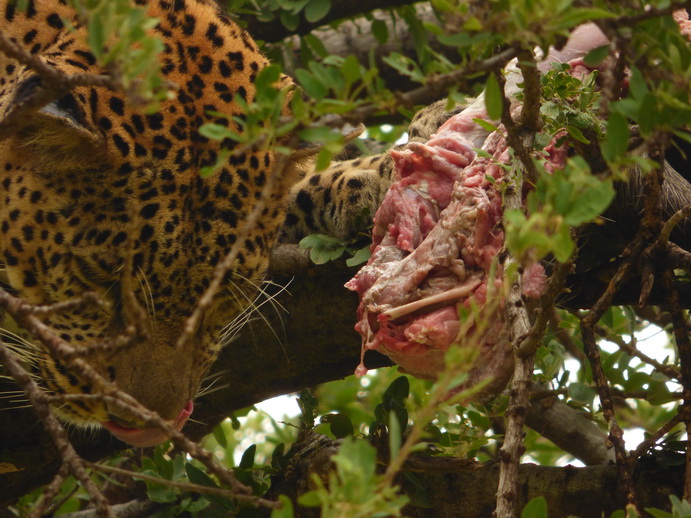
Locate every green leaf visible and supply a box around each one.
[473,118,500,133]
[484,73,503,121]
[583,44,610,67]
[184,497,211,513]
[198,123,231,141]
[271,443,286,470]
[388,411,401,459]
[371,19,389,44]
[629,67,648,101]
[271,495,295,518]
[638,93,657,136]
[346,245,371,266]
[147,487,178,503]
[562,180,614,226]
[381,53,424,83]
[298,490,321,507]
[212,423,228,448]
[385,376,410,403]
[601,112,629,162]
[302,33,328,58]
[185,463,219,488]
[255,64,282,91]
[566,125,590,144]
[522,496,548,518]
[280,10,299,31]
[554,8,615,29]
[321,413,355,438]
[304,0,331,23]
[315,147,333,172]
[239,444,256,469]
[341,55,361,85]
[552,223,574,263]
[568,382,596,405]
[299,126,342,143]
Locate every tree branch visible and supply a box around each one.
[238,0,422,43]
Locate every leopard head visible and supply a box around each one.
[0,0,308,446]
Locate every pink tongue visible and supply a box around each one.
[101,400,193,448]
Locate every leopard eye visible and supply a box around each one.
[12,76,104,171]
[73,254,120,292]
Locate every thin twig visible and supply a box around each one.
[85,462,245,499]
[632,408,687,459]
[27,464,70,518]
[662,265,691,500]
[600,327,681,381]
[579,151,667,511]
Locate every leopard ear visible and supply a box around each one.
[9,76,103,169]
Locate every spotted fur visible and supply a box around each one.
[0,0,309,427]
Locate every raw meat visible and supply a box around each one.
[347,24,612,398]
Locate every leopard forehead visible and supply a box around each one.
[0,0,300,426]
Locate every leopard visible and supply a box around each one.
[0,0,314,446]
[12,0,688,449]
[280,99,466,243]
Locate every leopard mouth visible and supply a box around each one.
[101,400,194,448]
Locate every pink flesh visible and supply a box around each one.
[101,400,193,448]
[347,114,512,383]
[346,24,617,394]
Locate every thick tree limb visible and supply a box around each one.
[264,432,681,518]
[526,393,615,466]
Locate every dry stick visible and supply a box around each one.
[548,309,586,365]
[493,46,579,515]
[659,206,691,247]
[661,265,691,500]
[632,408,687,460]
[608,332,682,382]
[575,32,667,513]
[580,149,666,510]
[492,54,539,518]
[579,244,641,511]
[666,242,691,272]
[0,339,113,518]
[84,461,245,500]
[492,49,574,518]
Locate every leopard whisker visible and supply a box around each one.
[195,377,229,399]
[0,327,45,359]
[221,276,291,360]
[136,267,156,328]
[221,274,291,336]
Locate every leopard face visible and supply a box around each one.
[0,0,306,444]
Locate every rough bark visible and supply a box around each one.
[264,432,681,518]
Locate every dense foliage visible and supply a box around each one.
[4,0,691,517]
